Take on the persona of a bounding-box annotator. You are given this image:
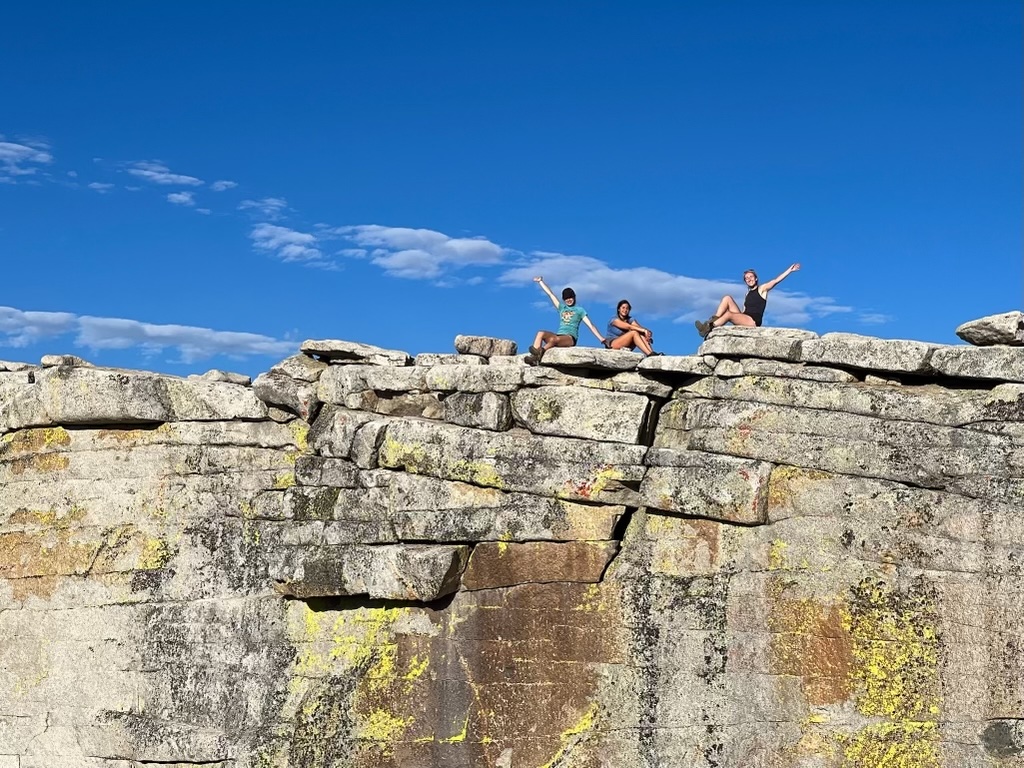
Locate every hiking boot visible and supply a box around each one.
[694,320,711,338]
[529,345,543,359]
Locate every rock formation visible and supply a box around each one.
[1,325,1023,767]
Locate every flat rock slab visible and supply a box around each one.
[270,543,468,600]
[253,372,320,421]
[40,354,94,368]
[317,364,430,403]
[511,386,650,443]
[641,448,772,524]
[414,353,486,366]
[711,358,856,383]
[269,353,328,382]
[300,338,411,366]
[461,541,619,589]
[956,311,1024,347]
[699,327,816,362]
[454,335,518,357]
[540,347,641,371]
[930,345,1024,383]
[798,332,936,375]
[637,355,714,376]
[188,369,252,386]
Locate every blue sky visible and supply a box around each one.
[2,2,1020,377]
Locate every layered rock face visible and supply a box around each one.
[1,329,1023,768]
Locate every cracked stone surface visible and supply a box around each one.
[2,334,1023,767]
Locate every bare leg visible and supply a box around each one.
[549,334,575,348]
[714,295,742,317]
[713,311,756,328]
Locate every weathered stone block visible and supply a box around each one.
[511,386,650,443]
[641,448,772,524]
[377,419,646,505]
[699,327,815,361]
[188,369,251,385]
[317,364,429,404]
[712,358,857,383]
[798,332,936,374]
[343,390,443,419]
[637,354,714,376]
[270,544,468,600]
[453,335,518,357]
[414,353,485,366]
[444,391,512,431]
[300,338,411,366]
[270,353,329,381]
[424,365,524,393]
[956,311,1024,347]
[540,347,641,371]
[293,455,360,487]
[307,405,379,458]
[930,345,1024,383]
[461,541,619,589]
[252,371,320,421]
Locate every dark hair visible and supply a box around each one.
[617,299,631,314]
[562,287,576,301]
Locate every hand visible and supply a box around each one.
[533,276,544,283]
[789,263,801,272]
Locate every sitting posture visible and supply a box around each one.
[607,299,660,356]
[695,263,801,338]
[527,276,607,363]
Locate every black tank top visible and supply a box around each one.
[743,288,766,326]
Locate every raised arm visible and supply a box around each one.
[582,315,607,345]
[533,276,560,308]
[761,263,801,293]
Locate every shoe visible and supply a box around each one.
[524,354,537,366]
[529,345,543,359]
[648,351,665,356]
[694,320,711,338]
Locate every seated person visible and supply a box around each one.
[607,299,660,356]
[526,277,607,363]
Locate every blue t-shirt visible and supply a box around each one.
[556,302,587,339]
[607,314,633,339]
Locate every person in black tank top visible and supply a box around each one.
[695,263,800,338]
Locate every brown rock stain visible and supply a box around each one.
[6,453,70,475]
[0,427,71,456]
[768,597,854,706]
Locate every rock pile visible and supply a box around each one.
[1,324,1023,767]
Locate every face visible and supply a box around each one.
[618,303,631,318]
[564,296,575,306]
[744,271,758,286]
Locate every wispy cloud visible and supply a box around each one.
[858,312,894,325]
[210,180,237,192]
[167,191,195,206]
[239,197,288,219]
[0,139,53,182]
[332,225,507,279]
[499,253,851,325]
[250,223,328,266]
[0,304,294,363]
[0,306,78,347]
[88,182,114,193]
[127,161,203,186]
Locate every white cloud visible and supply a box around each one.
[210,180,237,192]
[858,312,894,325]
[0,140,53,182]
[250,223,326,265]
[67,170,78,178]
[333,225,507,279]
[197,208,211,215]
[499,253,851,325]
[127,161,203,186]
[76,316,295,363]
[167,191,195,206]
[0,306,78,347]
[88,182,114,193]
[239,197,288,219]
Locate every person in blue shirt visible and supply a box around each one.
[526,276,608,363]
[606,299,661,356]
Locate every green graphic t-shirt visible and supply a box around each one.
[556,302,587,340]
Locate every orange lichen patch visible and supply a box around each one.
[0,427,71,456]
[7,505,86,527]
[768,597,854,706]
[0,531,101,580]
[6,453,70,475]
[647,516,721,576]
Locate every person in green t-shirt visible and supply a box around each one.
[526,276,609,364]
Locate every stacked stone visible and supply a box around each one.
[2,320,1023,767]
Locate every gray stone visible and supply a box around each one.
[252,372,320,421]
[269,353,329,382]
[40,354,94,368]
[444,391,512,431]
[488,354,530,366]
[293,455,360,487]
[317,364,429,404]
[930,344,1024,383]
[414,353,486,366]
[0,360,34,372]
[453,335,518,357]
[300,338,411,366]
[641,448,773,524]
[377,419,646,505]
[461,541,619,589]
[350,419,391,469]
[0,367,268,431]
[798,332,936,374]
[712,358,857,383]
[307,405,380,458]
[637,354,715,376]
[188,369,252,386]
[425,365,524,393]
[955,311,1024,347]
[699,327,816,362]
[511,386,650,443]
[270,543,468,600]
[342,390,443,420]
[539,347,641,371]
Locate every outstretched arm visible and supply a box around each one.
[761,263,801,293]
[533,276,560,309]
[582,316,607,345]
